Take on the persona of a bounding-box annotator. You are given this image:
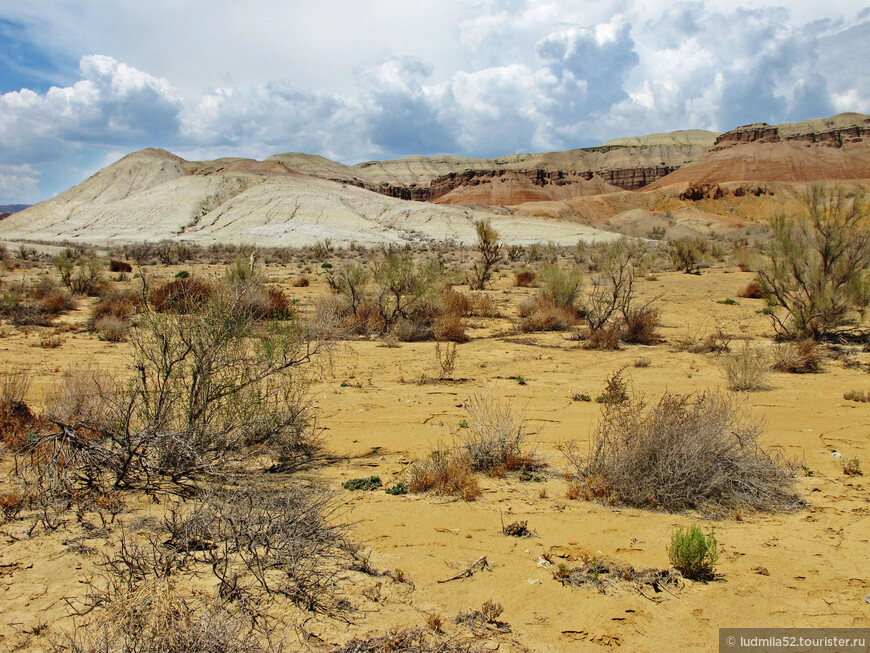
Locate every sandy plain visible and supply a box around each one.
[0,258,868,652]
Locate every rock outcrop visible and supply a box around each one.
[648,113,870,188]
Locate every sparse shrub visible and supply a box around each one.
[37,287,77,315]
[470,219,500,290]
[434,341,458,379]
[0,370,38,450]
[843,389,870,402]
[722,342,770,391]
[670,239,708,274]
[668,525,718,581]
[518,296,576,332]
[91,290,139,324]
[756,185,870,340]
[771,339,823,373]
[619,306,660,344]
[149,276,214,313]
[570,380,801,513]
[109,259,133,273]
[539,262,583,310]
[843,455,863,476]
[457,394,538,473]
[293,275,310,287]
[433,312,467,343]
[584,324,621,350]
[514,270,536,287]
[94,316,130,342]
[738,280,765,299]
[342,476,383,491]
[405,448,481,501]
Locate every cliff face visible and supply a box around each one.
[713,113,870,149]
[647,113,870,188]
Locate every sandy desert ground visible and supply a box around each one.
[0,250,867,653]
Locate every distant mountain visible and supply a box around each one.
[0,204,31,217]
[0,114,867,247]
[647,113,870,188]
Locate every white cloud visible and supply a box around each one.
[0,163,40,203]
[1,0,869,202]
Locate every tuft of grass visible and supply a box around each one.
[771,340,823,374]
[668,525,718,581]
[721,342,770,391]
[844,389,870,403]
[843,455,863,477]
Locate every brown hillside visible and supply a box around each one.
[647,113,870,188]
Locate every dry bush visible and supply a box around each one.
[0,370,38,451]
[94,316,130,342]
[293,275,310,287]
[331,628,480,653]
[457,395,539,473]
[434,312,467,343]
[771,339,823,373]
[470,219,500,290]
[237,285,295,320]
[91,290,140,323]
[18,290,324,496]
[583,324,621,350]
[61,580,270,653]
[441,289,472,317]
[108,259,133,273]
[467,293,496,317]
[738,280,765,299]
[569,384,801,514]
[722,342,770,391]
[37,288,77,315]
[405,448,481,501]
[673,326,732,354]
[844,389,870,402]
[619,306,661,344]
[164,485,353,615]
[514,270,536,287]
[518,297,576,332]
[149,277,215,313]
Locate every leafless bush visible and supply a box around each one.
[569,384,801,514]
[60,579,270,653]
[330,628,481,653]
[457,395,538,473]
[469,220,500,290]
[109,260,133,273]
[771,339,823,373]
[18,289,324,495]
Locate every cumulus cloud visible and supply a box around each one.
[0,54,182,164]
[1,0,869,202]
[0,163,40,203]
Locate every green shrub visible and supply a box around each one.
[342,476,382,491]
[668,525,718,580]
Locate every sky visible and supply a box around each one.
[0,0,868,204]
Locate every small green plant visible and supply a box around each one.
[843,455,863,477]
[385,482,407,495]
[321,262,332,269]
[519,469,545,482]
[458,419,469,429]
[800,465,815,477]
[667,525,718,581]
[572,392,592,402]
[717,298,738,305]
[513,375,527,386]
[174,270,190,278]
[342,476,383,491]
